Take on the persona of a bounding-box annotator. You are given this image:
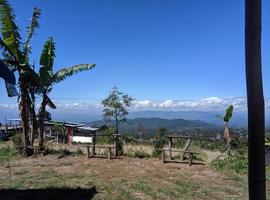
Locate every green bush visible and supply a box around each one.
[212,149,248,175]
[11,133,22,151]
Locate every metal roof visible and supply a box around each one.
[77,126,99,131]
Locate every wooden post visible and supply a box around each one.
[87,146,90,158]
[169,138,172,160]
[245,0,266,199]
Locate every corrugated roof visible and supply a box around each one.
[78,126,99,131]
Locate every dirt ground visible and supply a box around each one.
[0,154,250,200]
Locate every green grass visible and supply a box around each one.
[0,145,18,165]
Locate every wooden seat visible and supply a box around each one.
[157,148,200,166]
[86,145,116,159]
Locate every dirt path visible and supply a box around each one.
[0,155,248,200]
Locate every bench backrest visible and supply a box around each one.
[182,138,191,159]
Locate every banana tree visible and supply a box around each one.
[37,37,95,150]
[218,105,234,153]
[0,0,33,155]
[0,1,56,155]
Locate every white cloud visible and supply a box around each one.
[132,97,248,111]
[1,96,269,112]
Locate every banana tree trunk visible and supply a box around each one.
[245,0,266,199]
[30,103,37,146]
[19,76,30,156]
[223,123,231,154]
[38,92,47,151]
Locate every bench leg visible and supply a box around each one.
[188,153,193,166]
[108,147,111,160]
[87,146,90,158]
[162,151,165,164]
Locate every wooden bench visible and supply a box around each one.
[157,148,200,166]
[86,145,116,160]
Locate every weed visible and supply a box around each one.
[133,150,151,159]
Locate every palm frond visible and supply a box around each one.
[39,37,55,68]
[45,95,56,109]
[52,64,95,84]
[23,7,41,60]
[0,0,21,60]
[0,38,16,61]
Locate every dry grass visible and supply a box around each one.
[0,153,250,200]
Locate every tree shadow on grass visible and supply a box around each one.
[0,186,97,200]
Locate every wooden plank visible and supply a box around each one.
[156,149,199,154]
[182,139,191,160]
[85,145,116,148]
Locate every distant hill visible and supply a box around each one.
[129,111,249,128]
[86,117,217,136]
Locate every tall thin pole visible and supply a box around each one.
[245,0,266,199]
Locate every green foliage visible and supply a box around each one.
[193,139,226,152]
[43,147,74,158]
[75,148,84,156]
[0,0,21,60]
[0,145,18,164]
[52,64,95,84]
[152,128,166,157]
[122,134,137,144]
[102,87,134,125]
[23,7,41,60]
[218,105,234,123]
[52,121,65,133]
[39,37,55,69]
[212,148,248,175]
[224,105,234,123]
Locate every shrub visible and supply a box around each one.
[133,150,151,159]
[212,149,248,175]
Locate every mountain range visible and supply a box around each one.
[86,117,217,137]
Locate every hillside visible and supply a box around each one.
[87,117,217,136]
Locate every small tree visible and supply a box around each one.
[152,128,167,157]
[218,105,234,153]
[101,87,134,135]
[101,87,134,156]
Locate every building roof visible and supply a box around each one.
[45,121,86,128]
[77,126,99,131]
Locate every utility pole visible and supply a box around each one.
[245,0,266,199]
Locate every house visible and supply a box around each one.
[44,121,99,144]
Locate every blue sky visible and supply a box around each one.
[1,0,270,119]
